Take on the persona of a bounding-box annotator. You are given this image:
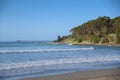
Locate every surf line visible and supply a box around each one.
[0,47,94,53]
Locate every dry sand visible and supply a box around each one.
[20,68,120,80]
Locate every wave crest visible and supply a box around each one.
[0,56,120,70]
[0,47,94,53]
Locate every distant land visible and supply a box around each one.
[55,16,120,46]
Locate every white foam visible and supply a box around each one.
[0,55,120,70]
[68,44,73,45]
[0,47,94,53]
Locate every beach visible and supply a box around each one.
[0,41,120,80]
[1,0,120,80]
[20,67,120,80]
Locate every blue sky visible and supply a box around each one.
[0,0,120,41]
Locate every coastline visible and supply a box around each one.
[20,67,120,80]
[56,41,120,46]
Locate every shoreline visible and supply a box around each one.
[20,67,120,80]
[55,41,120,46]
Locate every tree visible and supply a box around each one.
[56,16,120,44]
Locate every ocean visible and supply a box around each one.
[0,41,120,80]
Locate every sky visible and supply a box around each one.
[0,0,120,41]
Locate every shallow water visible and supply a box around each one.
[0,41,120,80]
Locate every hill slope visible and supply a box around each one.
[56,16,120,45]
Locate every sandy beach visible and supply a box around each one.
[20,67,120,80]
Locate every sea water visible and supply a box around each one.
[0,41,120,80]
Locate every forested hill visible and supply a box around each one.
[56,16,120,45]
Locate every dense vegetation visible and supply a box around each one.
[56,16,120,44]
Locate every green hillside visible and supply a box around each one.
[56,16,120,45]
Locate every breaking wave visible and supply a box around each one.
[0,55,120,70]
[0,47,94,53]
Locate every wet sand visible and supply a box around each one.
[20,67,120,80]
